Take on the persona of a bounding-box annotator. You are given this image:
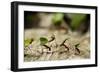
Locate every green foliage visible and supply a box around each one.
[24,39,33,47]
[52,13,64,26]
[70,14,86,30]
[40,37,48,45]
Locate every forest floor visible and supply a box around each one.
[24,28,90,62]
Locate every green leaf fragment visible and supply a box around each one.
[24,38,33,47]
[40,37,48,45]
[75,43,80,48]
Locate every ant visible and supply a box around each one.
[60,38,69,51]
[74,43,80,55]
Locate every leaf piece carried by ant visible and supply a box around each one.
[40,37,48,45]
[24,38,34,47]
[75,43,80,55]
